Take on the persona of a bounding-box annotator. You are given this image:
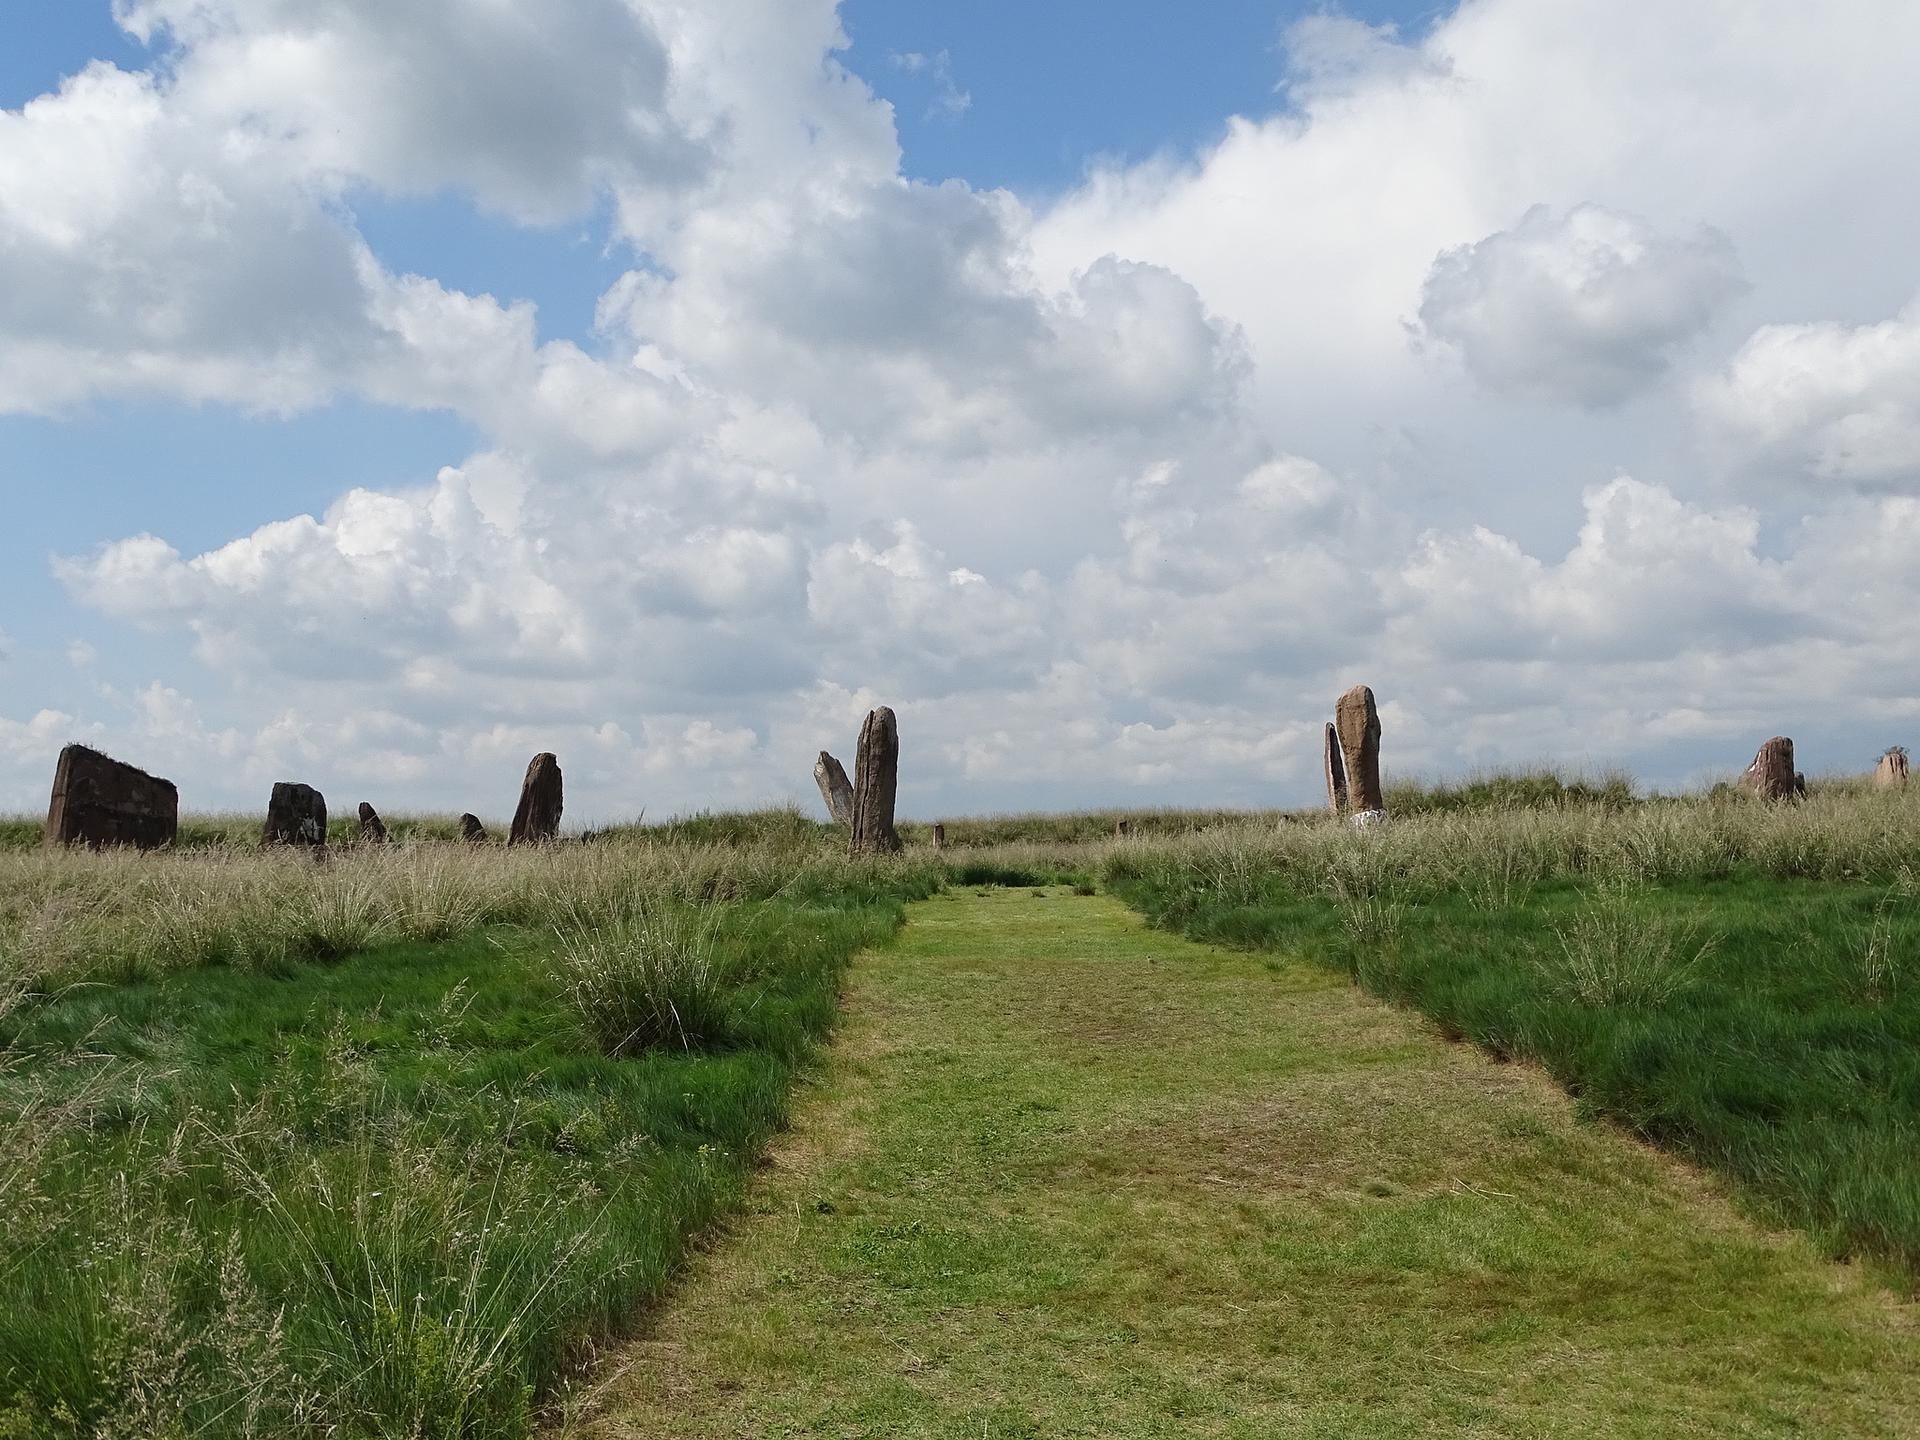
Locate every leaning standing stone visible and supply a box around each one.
[1335,685,1385,815]
[1875,748,1910,789]
[509,753,564,846]
[1323,721,1348,814]
[44,744,179,850]
[357,803,388,844]
[850,707,903,856]
[1742,737,1799,801]
[460,813,489,844]
[263,783,328,848]
[814,750,856,825]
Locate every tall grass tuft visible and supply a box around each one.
[1544,889,1718,1008]
[554,899,736,1055]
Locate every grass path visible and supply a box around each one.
[571,889,1919,1438]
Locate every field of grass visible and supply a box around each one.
[1105,790,1920,1283]
[5,779,1920,1435]
[577,888,1917,1438]
[0,829,943,1437]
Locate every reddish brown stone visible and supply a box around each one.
[1335,685,1385,814]
[357,802,388,844]
[849,708,902,857]
[813,750,855,825]
[1741,737,1799,801]
[509,753,563,845]
[460,813,489,844]
[263,783,328,848]
[44,744,178,850]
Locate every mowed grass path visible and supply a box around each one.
[575,890,1918,1438]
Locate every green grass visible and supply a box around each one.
[0,895,909,1437]
[1110,848,1920,1283]
[572,890,1918,1438]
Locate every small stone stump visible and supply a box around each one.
[509,753,563,846]
[1323,721,1348,813]
[1875,747,1909,789]
[1742,737,1800,801]
[263,783,328,848]
[931,823,947,851]
[814,750,856,825]
[850,707,902,856]
[357,802,388,844]
[44,744,178,850]
[460,813,489,844]
[1115,820,1132,839]
[1335,685,1385,814]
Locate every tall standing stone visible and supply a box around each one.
[460,813,489,844]
[1875,748,1910,789]
[931,823,947,852]
[44,744,178,850]
[509,753,563,845]
[1323,721,1348,814]
[357,802,388,844]
[1334,685,1385,814]
[813,750,856,825]
[849,707,902,857]
[263,783,328,848]
[1742,737,1800,801]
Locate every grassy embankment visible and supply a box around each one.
[0,827,944,1438]
[578,887,1917,1438]
[1105,786,1920,1284]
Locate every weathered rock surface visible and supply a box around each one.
[1323,721,1348,813]
[932,823,946,851]
[1742,737,1800,801]
[814,750,855,825]
[850,707,902,856]
[1335,685,1385,814]
[357,802,388,844]
[509,753,563,846]
[44,744,178,850]
[263,783,328,848]
[460,813,489,844]
[1875,748,1910,789]
[1115,820,1132,839]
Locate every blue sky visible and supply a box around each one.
[2,1,1916,818]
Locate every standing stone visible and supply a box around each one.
[44,744,178,851]
[1323,721,1348,814]
[1742,737,1799,801]
[849,707,902,857]
[1875,748,1910,789]
[460,813,489,844]
[1335,685,1385,815]
[263,783,328,848]
[357,802,388,844]
[1115,820,1132,839]
[813,750,856,825]
[509,753,564,845]
[931,823,947,852]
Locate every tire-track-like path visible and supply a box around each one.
[575,889,1918,1438]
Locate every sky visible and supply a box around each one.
[2,0,1918,824]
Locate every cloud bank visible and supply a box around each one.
[5,0,1920,818]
